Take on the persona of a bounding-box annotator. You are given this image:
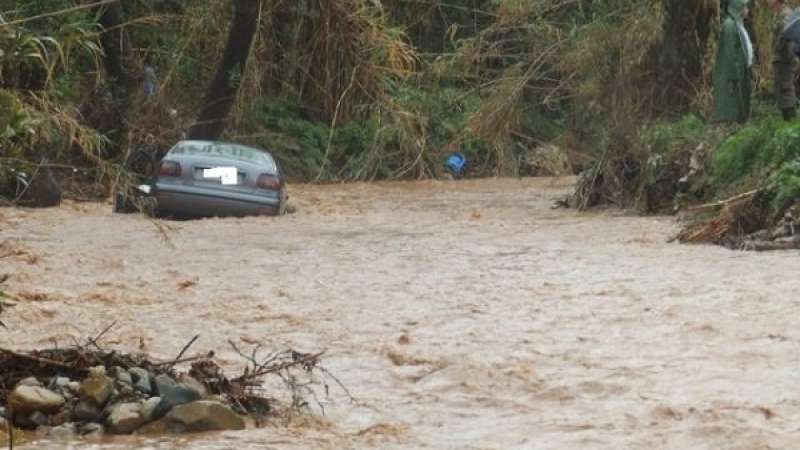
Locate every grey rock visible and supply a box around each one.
[135,378,153,394]
[80,373,114,406]
[152,385,201,420]
[77,422,104,436]
[141,396,161,423]
[66,382,80,394]
[118,372,134,387]
[129,367,148,379]
[154,374,177,396]
[106,402,145,434]
[177,375,208,398]
[8,385,66,414]
[29,411,49,427]
[129,368,153,394]
[71,400,102,422]
[0,406,6,418]
[163,401,245,432]
[17,377,43,388]
[112,367,133,386]
[48,378,76,400]
[129,367,148,380]
[49,377,71,390]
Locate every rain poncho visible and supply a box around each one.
[712,0,753,123]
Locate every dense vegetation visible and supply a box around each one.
[1,0,799,232]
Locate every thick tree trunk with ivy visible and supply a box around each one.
[188,0,262,140]
[652,0,717,112]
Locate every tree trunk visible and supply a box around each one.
[95,1,133,159]
[98,2,132,96]
[652,0,717,113]
[188,0,262,140]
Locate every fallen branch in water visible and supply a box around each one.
[168,334,200,368]
[86,321,117,351]
[152,351,213,367]
[232,350,326,383]
[688,189,758,211]
[0,348,86,374]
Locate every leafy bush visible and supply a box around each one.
[242,101,329,180]
[769,159,800,214]
[640,114,707,157]
[710,117,786,185]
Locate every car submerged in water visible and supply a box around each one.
[115,140,287,218]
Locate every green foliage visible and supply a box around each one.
[0,0,731,188]
[769,159,800,214]
[640,114,706,157]
[0,14,106,163]
[242,74,497,181]
[710,117,800,185]
[0,90,38,152]
[391,81,487,159]
[243,100,329,180]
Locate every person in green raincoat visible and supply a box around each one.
[712,0,754,123]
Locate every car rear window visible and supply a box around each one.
[169,142,277,173]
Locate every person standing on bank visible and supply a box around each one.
[143,60,158,99]
[768,0,798,120]
[712,0,755,123]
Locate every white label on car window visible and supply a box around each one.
[203,167,238,185]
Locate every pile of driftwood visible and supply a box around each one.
[0,331,339,446]
[675,189,800,251]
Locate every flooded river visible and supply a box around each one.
[2,177,800,449]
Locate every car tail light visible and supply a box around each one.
[158,160,181,177]
[257,174,281,190]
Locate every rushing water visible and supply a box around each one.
[2,177,799,449]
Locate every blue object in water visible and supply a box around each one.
[445,153,466,177]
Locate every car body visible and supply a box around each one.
[150,140,287,218]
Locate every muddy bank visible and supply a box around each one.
[1,177,800,449]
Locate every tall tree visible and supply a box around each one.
[94,1,134,159]
[98,1,132,96]
[652,0,718,112]
[188,0,262,140]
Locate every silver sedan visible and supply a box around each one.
[151,140,287,218]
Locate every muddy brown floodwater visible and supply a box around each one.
[2,177,800,449]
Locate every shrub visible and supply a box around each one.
[710,117,786,184]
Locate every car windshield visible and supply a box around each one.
[169,142,277,173]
